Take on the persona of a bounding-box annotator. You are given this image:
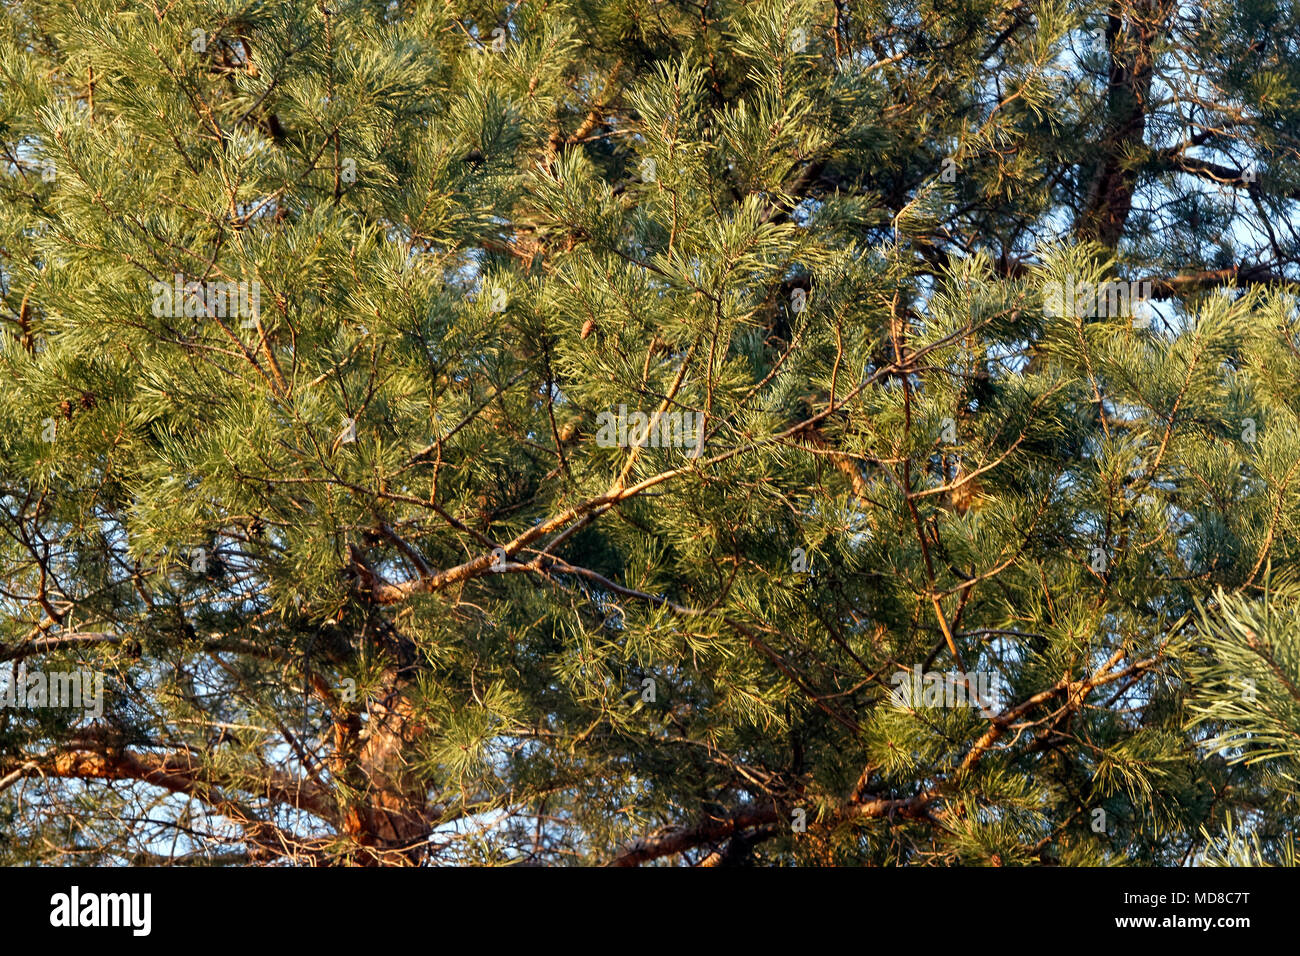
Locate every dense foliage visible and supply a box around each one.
[2,0,1300,865]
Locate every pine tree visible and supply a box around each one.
[1183,577,1300,866]
[0,0,1298,865]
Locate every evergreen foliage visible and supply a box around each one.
[1,0,1299,865]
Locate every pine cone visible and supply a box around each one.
[947,473,985,515]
